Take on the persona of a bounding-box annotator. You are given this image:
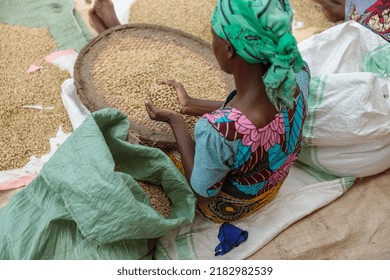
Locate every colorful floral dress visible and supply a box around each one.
[346,0,390,42]
[190,68,310,223]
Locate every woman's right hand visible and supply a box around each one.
[161,80,224,116]
[162,80,193,114]
[144,100,181,124]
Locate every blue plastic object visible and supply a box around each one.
[215,222,248,256]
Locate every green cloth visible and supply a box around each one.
[362,44,390,78]
[0,0,92,52]
[0,108,196,260]
[211,0,303,110]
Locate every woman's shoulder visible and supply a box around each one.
[296,60,311,79]
[295,61,311,104]
[199,106,286,146]
[196,108,237,141]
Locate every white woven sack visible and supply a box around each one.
[297,21,390,177]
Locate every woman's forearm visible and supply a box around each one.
[168,115,195,182]
[183,98,224,116]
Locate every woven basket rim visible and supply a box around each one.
[74,23,215,88]
[74,23,232,148]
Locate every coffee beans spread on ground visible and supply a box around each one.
[0,23,71,170]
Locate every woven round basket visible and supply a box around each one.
[74,24,234,148]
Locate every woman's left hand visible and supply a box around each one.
[145,100,181,124]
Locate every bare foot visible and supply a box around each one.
[88,8,108,34]
[93,0,121,29]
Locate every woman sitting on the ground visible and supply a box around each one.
[144,0,311,222]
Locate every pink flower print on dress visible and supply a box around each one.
[227,108,285,152]
[258,115,285,151]
[268,153,298,187]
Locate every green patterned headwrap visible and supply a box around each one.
[211,0,304,110]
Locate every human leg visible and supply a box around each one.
[91,0,121,30]
[313,0,346,22]
[88,8,107,34]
